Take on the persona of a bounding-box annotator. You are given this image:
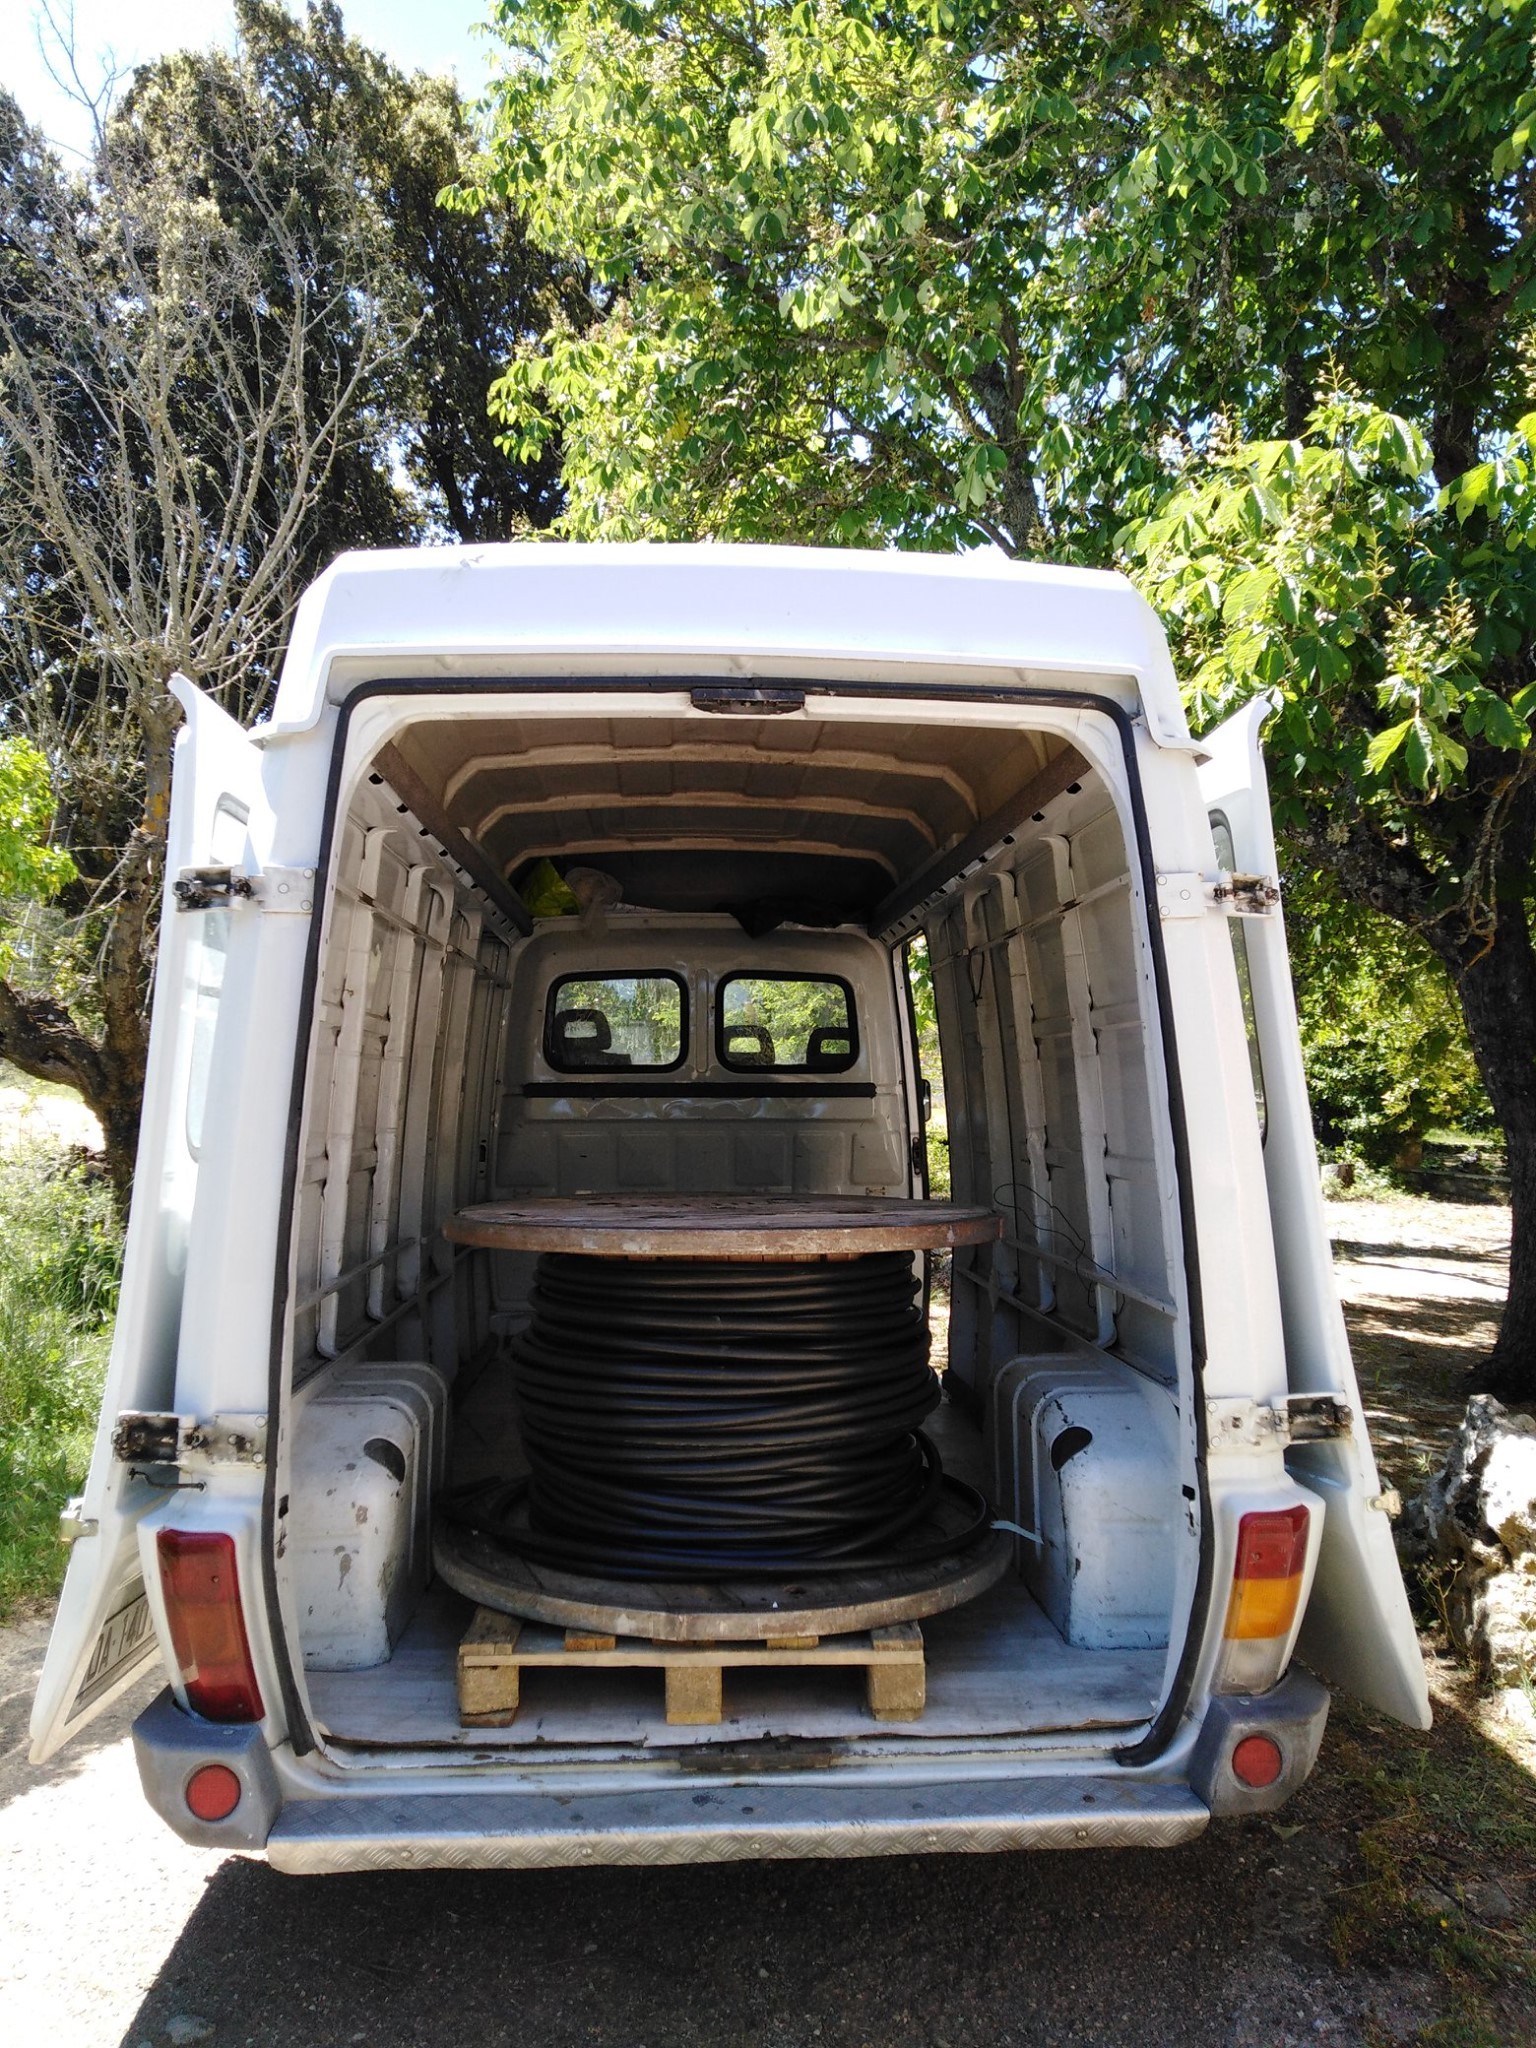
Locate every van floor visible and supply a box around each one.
[304,1361,1169,1753]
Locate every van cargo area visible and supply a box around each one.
[33,547,1429,1866]
[290,704,1189,1759]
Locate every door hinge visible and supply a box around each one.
[174,864,315,913]
[1206,1393,1354,1449]
[174,866,254,910]
[112,1410,268,1469]
[1284,1392,1354,1441]
[1156,870,1280,921]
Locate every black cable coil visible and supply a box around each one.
[446,1251,991,1580]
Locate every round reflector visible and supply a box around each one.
[185,1763,243,1822]
[1231,1734,1283,1789]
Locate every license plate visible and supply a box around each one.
[72,1585,156,1715]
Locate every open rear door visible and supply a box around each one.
[1199,700,1431,1730]
[30,678,267,1762]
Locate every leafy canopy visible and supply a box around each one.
[0,740,73,903]
[476,0,1536,564]
[1122,392,1536,914]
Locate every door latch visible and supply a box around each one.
[690,685,806,715]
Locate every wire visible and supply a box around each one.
[441,1251,991,1580]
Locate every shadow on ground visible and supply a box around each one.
[104,1791,1424,2048]
[113,1659,1536,2048]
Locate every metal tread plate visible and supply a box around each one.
[267,1773,1207,1872]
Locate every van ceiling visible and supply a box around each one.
[384,713,1081,925]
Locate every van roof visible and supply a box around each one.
[268,543,1194,749]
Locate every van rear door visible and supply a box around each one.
[30,678,267,1762]
[1198,699,1431,1730]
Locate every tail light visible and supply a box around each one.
[1214,1504,1309,1695]
[156,1529,264,1722]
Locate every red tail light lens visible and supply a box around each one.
[156,1530,264,1723]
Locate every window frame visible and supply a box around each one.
[714,970,860,1076]
[542,968,689,1075]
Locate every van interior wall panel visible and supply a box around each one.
[929,782,1177,1398]
[293,776,512,1384]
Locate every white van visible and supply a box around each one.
[31,545,1428,1870]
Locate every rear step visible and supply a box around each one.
[267,1776,1207,1872]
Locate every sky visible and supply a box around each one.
[4,0,502,156]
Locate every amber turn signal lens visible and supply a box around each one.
[1223,1505,1310,1641]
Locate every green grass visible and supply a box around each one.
[0,1143,121,1618]
[1314,1685,1536,2040]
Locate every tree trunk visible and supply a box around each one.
[93,1083,146,1214]
[1446,911,1536,1399]
[0,977,143,1205]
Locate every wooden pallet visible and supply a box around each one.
[457,1608,926,1728]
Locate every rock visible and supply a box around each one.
[1495,1684,1536,1734]
[165,2019,215,2045]
[1410,1883,1455,1918]
[1399,1395,1536,1685]
[1463,1878,1517,1925]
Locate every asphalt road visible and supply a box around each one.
[2,1610,1448,2048]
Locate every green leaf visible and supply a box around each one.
[1365,719,1415,775]
[1473,695,1529,748]
[1222,567,1278,621]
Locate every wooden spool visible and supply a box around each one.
[439,1193,1006,1637]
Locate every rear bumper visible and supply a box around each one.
[265,1775,1208,1872]
[133,1665,1335,1870]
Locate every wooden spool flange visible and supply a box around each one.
[445,1194,1000,1259]
[434,1517,1012,1644]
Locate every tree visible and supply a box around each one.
[0,74,409,1194]
[1280,863,1492,1169]
[1120,391,1536,1388]
[0,1,574,1201]
[478,0,1536,1391]
[140,2,584,544]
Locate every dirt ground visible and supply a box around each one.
[1,1193,1532,2048]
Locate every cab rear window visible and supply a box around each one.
[717,975,858,1072]
[544,974,686,1071]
